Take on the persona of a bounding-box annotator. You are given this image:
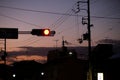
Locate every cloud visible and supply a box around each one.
[0,47,51,65]
[96,39,120,45]
[96,39,120,54]
[0,55,47,65]
[1,46,89,65]
[10,55,47,63]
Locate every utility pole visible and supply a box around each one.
[54,39,59,48]
[87,0,91,59]
[87,0,92,80]
[62,36,65,47]
[73,0,92,80]
[3,32,7,65]
[62,36,67,52]
[4,33,7,65]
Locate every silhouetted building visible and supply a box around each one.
[0,64,12,80]
[91,44,114,62]
[47,48,77,62]
[44,58,88,80]
[91,44,120,80]
[12,60,43,80]
[45,48,88,80]
[0,44,119,80]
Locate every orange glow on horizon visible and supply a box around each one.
[0,55,47,65]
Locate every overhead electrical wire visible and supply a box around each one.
[19,6,75,47]
[0,5,120,20]
[20,4,76,47]
[0,13,41,27]
[50,8,74,30]
[0,5,73,16]
[17,36,35,45]
[91,16,120,20]
[10,37,41,47]
[50,1,92,46]
[0,2,119,47]
[22,38,41,47]
[0,13,42,47]
[90,0,120,20]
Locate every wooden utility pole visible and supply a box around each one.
[87,0,92,80]
[73,0,92,80]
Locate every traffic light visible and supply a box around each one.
[31,29,55,36]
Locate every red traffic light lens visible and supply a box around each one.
[43,29,50,36]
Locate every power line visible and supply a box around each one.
[0,5,75,48]
[14,4,75,47]
[0,5,72,16]
[14,37,41,47]
[50,9,74,30]
[22,38,41,47]
[0,13,43,47]
[0,4,119,48]
[0,13,41,27]
[0,5,120,20]
[91,16,120,20]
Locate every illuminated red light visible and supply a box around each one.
[43,29,50,36]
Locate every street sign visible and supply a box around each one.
[0,28,18,39]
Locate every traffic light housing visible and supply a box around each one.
[31,29,55,36]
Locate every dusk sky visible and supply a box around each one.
[0,0,120,64]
